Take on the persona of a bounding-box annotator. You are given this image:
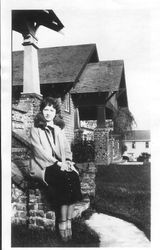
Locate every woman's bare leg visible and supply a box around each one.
[67,204,74,219]
[58,205,68,241]
[60,205,68,221]
[67,204,74,239]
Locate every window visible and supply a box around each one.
[132,142,136,149]
[146,141,149,148]
[64,93,70,113]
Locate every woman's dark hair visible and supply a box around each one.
[34,97,65,129]
[40,97,61,114]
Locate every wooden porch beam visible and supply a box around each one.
[116,88,126,98]
[97,105,106,128]
[105,91,117,104]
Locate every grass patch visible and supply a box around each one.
[92,164,150,240]
[12,216,100,247]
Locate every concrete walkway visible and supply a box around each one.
[85,213,150,247]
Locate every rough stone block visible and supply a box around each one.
[38,203,44,210]
[46,211,55,220]
[28,224,38,230]
[29,203,35,210]
[44,219,55,230]
[29,189,35,195]
[29,194,36,201]
[36,197,43,203]
[36,218,44,227]
[29,210,36,217]
[29,217,36,225]
[16,203,27,211]
[36,210,44,218]
[19,211,27,219]
[35,189,41,196]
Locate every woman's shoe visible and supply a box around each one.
[67,218,72,240]
[58,220,68,242]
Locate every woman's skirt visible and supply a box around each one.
[44,164,82,208]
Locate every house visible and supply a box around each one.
[12,11,100,231]
[12,44,128,147]
[12,44,99,144]
[123,130,151,159]
[12,43,129,228]
[11,10,130,230]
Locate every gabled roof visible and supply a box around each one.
[71,60,124,94]
[12,44,99,86]
[124,130,150,141]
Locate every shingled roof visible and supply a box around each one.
[12,44,98,86]
[124,130,151,141]
[71,60,124,94]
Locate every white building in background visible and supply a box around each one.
[123,130,151,159]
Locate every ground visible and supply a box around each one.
[93,163,150,239]
[12,162,150,246]
[12,216,100,247]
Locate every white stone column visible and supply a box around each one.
[22,35,41,95]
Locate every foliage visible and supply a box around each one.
[121,143,127,154]
[113,107,136,137]
[137,152,151,162]
[71,139,95,163]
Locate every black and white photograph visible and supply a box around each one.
[1,0,160,249]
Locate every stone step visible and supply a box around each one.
[73,198,90,219]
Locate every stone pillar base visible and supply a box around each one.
[11,185,56,231]
[94,128,111,165]
[76,162,96,197]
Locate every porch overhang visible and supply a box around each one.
[71,91,117,120]
[12,10,64,37]
[71,60,128,120]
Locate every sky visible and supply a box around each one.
[11,0,158,130]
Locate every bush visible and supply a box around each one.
[71,139,95,163]
[137,152,151,162]
[121,144,128,154]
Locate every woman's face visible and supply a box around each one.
[42,105,56,122]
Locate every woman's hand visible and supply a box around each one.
[66,161,76,172]
[57,161,69,171]
[57,161,76,172]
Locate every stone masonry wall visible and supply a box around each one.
[12,94,42,139]
[11,162,96,229]
[12,185,56,230]
[11,94,96,229]
[12,185,28,226]
[77,162,97,197]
